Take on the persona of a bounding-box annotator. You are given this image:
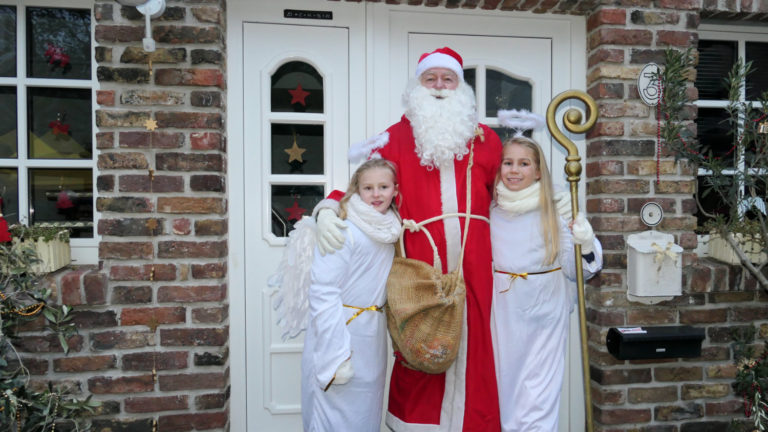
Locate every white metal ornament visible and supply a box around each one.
[640,201,663,227]
[637,63,661,106]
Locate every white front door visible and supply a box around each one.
[229,3,586,431]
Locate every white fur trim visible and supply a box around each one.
[386,413,440,431]
[415,52,464,81]
[348,132,389,163]
[439,162,461,272]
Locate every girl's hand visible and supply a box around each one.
[571,213,595,255]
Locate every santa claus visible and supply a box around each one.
[316,47,502,431]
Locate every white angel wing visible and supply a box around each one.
[268,216,317,341]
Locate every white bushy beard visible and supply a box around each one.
[404,79,478,170]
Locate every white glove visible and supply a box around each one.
[554,191,572,220]
[316,208,347,256]
[571,213,595,255]
[332,358,354,386]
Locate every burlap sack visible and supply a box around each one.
[385,255,465,374]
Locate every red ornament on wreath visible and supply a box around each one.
[44,42,70,69]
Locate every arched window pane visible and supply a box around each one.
[464,67,476,93]
[271,61,324,113]
[486,69,531,118]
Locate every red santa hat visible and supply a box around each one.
[414,47,464,81]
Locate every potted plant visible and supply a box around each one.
[659,48,768,289]
[0,240,99,430]
[8,224,71,273]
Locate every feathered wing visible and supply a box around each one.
[268,216,317,341]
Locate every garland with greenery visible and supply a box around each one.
[0,241,98,431]
[8,225,70,243]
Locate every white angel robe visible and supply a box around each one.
[301,220,394,432]
[490,206,603,432]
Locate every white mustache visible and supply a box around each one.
[428,88,453,98]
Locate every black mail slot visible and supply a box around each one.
[606,326,705,360]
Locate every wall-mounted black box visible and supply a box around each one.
[606,326,705,360]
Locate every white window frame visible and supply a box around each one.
[695,25,768,255]
[0,0,97,265]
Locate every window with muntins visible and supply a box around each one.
[695,27,768,229]
[0,1,96,264]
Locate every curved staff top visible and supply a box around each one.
[546,90,598,432]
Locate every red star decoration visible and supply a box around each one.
[284,200,307,221]
[44,42,70,68]
[48,120,70,136]
[288,84,310,106]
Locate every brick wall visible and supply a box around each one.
[14,0,768,430]
[14,1,230,430]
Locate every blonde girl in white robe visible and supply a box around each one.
[490,137,603,432]
[301,158,401,432]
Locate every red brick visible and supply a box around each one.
[588,48,624,67]
[587,8,626,30]
[731,305,768,322]
[95,25,144,43]
[122,351,188,371]
[587,82,624,99]
[591,216,646,232]
[627,309,676,325]
[589,28,653,50]
[682,383,731,399]
[156,152,223,171]
[91,330,154,350]
[54,355,116,372]
[158,412,227,431]
[592,368,652,385]
[61,269,86,305]
[190,132,223,150]
[158,372,227,391]
[72,310,118,328]
[121,307,186,326]
[97,90,115,106]
[705,399,742,416]
[191,262,227,279]
[125,395,188,413]
[96,132,115,149]
[161,328,227,346]
[628,386,678,403]
[109,264,177,281]
[84,271,108,305]
[655,366,702,381]
[587,121,624,138]
[195,393,227,410]
[89,375,154,394]
[14,334,83,353]
[98,152,149,170]
[99,241,154,260]
[195,219,227,235]
[658,0,700,10]
[192,307,227,323]
[119,174,184,193]
[158,284,226,302]
[588,179,650,194]
[157,197,225,214]
[155,111,222,129]
[658,30,698,47]
[157,240,227,258]
[594,406,652,425]
[172,218,192,235]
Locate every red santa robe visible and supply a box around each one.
[366,116,502,431]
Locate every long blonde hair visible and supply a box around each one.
[339,158,399,220]
[495,136,560,265]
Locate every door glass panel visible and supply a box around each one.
[0,168,18,225]
[271,123,324,175]
[464,67,476,93]
[270,185,324,237]
[0,87,16,158]
[696,40,736,101]
[486,68,531,118]
[271,61,323,113]
[27,87,92,159]
[746,42,768,100]
[26,7,91,79]
[29,168,93,238]
[0,6,16,77]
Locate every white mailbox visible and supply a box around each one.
[627,231,683,302]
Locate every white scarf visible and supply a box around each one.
[495,181,541,216]
[346,194,401,244]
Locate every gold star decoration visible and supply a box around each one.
[146,218,159,231]
[284,136,307,163]
[144,118,158,131]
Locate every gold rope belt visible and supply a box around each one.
[343,304,385,325]
[494,267,562,293]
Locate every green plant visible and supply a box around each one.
[659,48,768,290]
[731,327,768,432]
[8,225,70,243]
[0,241,98,431]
